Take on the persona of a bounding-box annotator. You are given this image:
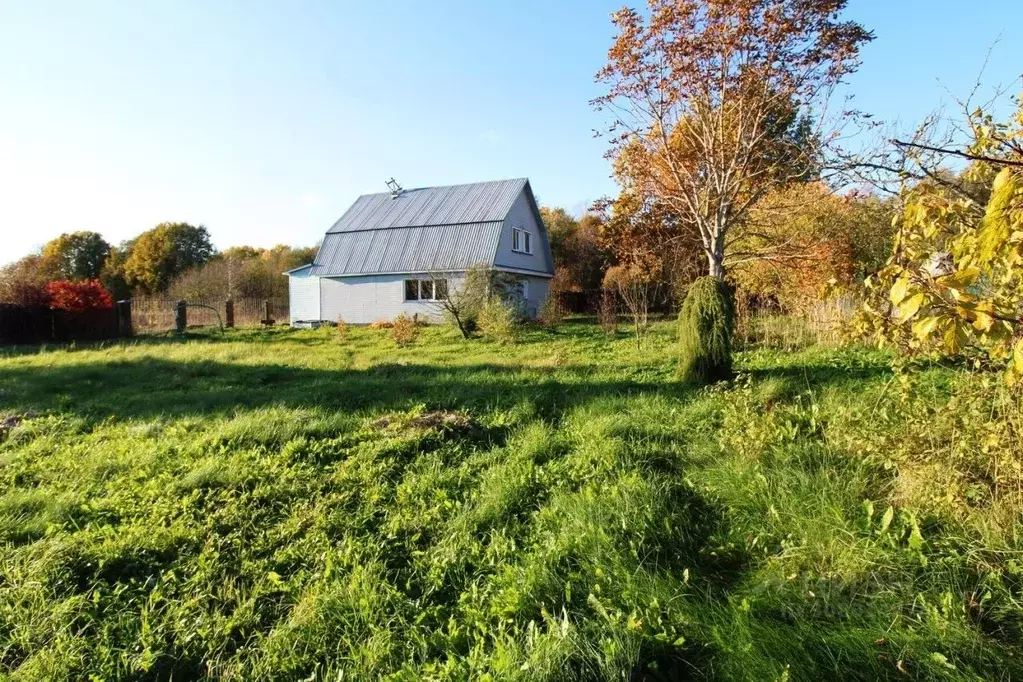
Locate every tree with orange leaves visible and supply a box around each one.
[730,182,895,310]
[593,0,872,281]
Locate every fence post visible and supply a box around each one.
[117,300,133,337]
[225,299,235,328]
[175,300,187,334]
[261,299,272,327]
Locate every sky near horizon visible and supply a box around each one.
[1,1,1021,266]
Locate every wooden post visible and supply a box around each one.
[175,300,187,334]
[117,300,133,337]
[225,299,235,328]
[261,299,274,327]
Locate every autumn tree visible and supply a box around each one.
[597,190,703,307]
[540,207,578,263]
[0,254,47,305]
[563,213,606,291]
[167,244,318,299]
[540,207,607,292]
[38,231,111,281]
[730,182,896,310]
[123,222,215,294]
[99,245,132,300]
[593,0,872,281]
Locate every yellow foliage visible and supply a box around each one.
[859,96,1023,383]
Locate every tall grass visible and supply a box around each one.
[735,295,856,350]
[0,323,1019,680]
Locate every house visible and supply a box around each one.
[286,178,554,325]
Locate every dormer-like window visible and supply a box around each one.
[512,227,533,255]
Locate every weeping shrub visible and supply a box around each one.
[677,276,734,384]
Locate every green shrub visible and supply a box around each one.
[677,276,734,384]
[391,313,419,347]
[478,299,517,343]
[443,304,479,336]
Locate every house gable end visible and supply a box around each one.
[493,181,554,276]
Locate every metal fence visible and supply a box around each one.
[130,297,288,333]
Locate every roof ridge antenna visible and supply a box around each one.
[385,177,404,199]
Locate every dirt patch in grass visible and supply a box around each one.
[0,412,35,442]
[372,409,474,432]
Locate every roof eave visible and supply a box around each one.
[308,265,554,279]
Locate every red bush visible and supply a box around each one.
[43,280,114,312]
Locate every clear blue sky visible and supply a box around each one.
[1,1,1020,264]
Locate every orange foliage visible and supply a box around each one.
[730,183,891,310]
[594,0,872,279]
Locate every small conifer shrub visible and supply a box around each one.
[677,276,734,384]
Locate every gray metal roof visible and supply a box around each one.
[309,222,503,277]
[327,178,528,233]
[306,178,535,277]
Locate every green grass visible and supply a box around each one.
[0,322,1020,680]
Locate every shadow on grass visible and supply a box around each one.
[0,340,913,679]
[0,356,687,424]
[744,358,892,393]
[0,326,330,357]
[0,336,895,428]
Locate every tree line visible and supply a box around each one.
[542,186,896,312]
[1,195,895,320]
[580,0,1023,385]
[0,222,316,305]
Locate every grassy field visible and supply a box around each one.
[0,322,1021,680]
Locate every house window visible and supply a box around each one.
[404,279,420,301]
[512,227,533,254]
[404,279,448,301]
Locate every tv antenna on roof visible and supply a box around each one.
[386,177,404,198]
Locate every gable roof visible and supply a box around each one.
[328,178,528,233]
[307,178,545,277]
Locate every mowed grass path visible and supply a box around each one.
[0,323,1019,680]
